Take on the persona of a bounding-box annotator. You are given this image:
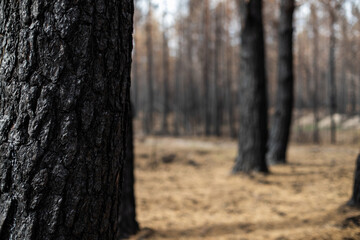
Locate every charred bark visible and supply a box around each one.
[118,104,139,238]
[203,0,211,136]
[348,155,360,207]
[161,19,170,134]
[145,0,154,135]
[0,0,134,239]
[311,4,320,144]
[232,0,269,173]
[267,0,295,165]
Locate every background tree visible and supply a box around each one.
[321,0,345,144]
[232,0,269,173]
[310,3,320,143]
[145,0,154,134]
[0,0,133,239]
[267,0,295,165]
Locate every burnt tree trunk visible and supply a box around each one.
[267,0,295,165]
[161,16,169,134]
[145,0,154,135]
[119,104,139,238]
[311,4,320,144]
[329,8,337,144]
[203,0,211,136]
[232,0,269,173]
[348,155,360,207]
[214,4,223,137]
[0,0,134,239]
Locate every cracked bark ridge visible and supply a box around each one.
[0,0,134,239]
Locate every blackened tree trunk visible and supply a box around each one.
[311,4,320,144]
[145,0,154,135]
[132,0,140,116]
[347,154,360,207]
[214,3,223,137]
[267,0,295,165]
[0,0,133,239]
[232,0,269,173]
[203,0,211,136]
[119,104,139,238]
[161,11,170,134]
[329,10,337,144]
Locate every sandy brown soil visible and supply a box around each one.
[131,136,360,240]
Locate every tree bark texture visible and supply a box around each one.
[348,155,360,207]
[0,0,133,239]
[267,0,295,165]
[119,104,139,238]
[232,0,268,173]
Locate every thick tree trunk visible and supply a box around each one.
[348,155,360,207]
[119,104,139,238]
[267,0,295,165]
[0,0,133,239]
[232,0,269,173]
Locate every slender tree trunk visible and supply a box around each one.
[174,30,183,136]
[267,0,295,165]
[0,1,134,239]
[161,17,170,134]
[329,11,337,144]
[232,0,269,173]
[214,4,223,137]
[203,0,211,136]
[311,4,320,143]
[225,0,236,138]
[119,104,139,238]
[145,0,154,135]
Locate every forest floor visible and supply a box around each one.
[131,136,360,240]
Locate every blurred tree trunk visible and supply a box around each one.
[232,0,269,173]
[267,0,295,165]
[185,0,195,134]
[145,0,154,134]
[322,0,343,144]
[161,11,170,134]
[0,0,133,239]
[329,9,337,144]
[225,0,236,138]
[203,0,211,136]
[311,4,320,144]
[174,25,183,136]
[348,155,360,207]
[119,104,139,238]
[214,4,223,137]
